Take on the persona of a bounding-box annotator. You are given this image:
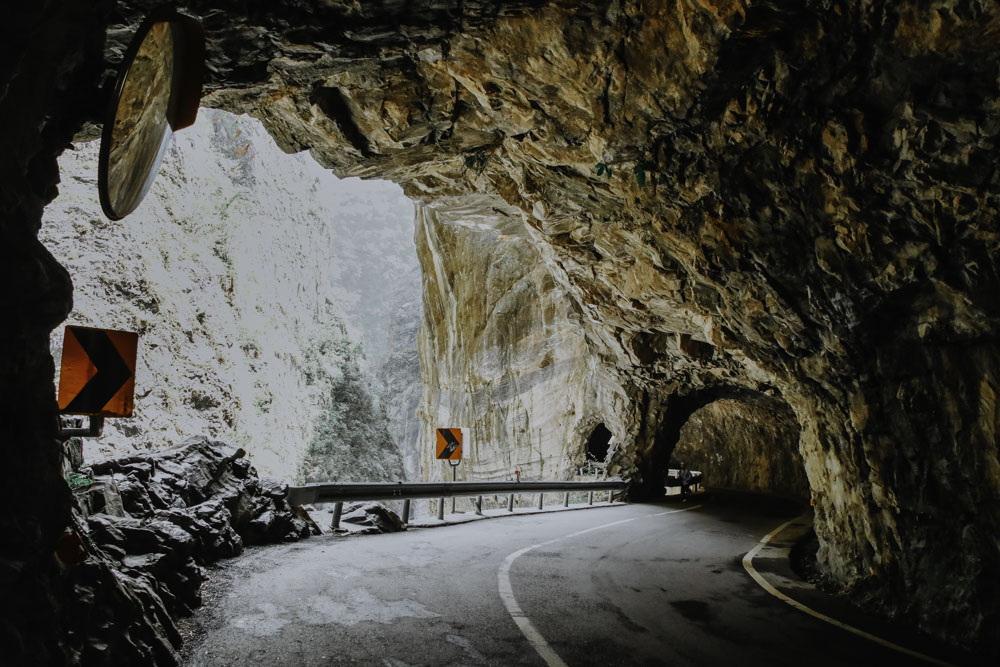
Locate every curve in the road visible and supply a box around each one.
[498,504,703,667]
[742,516,952,667]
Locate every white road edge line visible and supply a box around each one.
[742,518,954,667]
[498,505,703,667]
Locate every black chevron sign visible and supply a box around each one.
[57,326,138,417]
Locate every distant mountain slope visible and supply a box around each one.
[42,109,416,482]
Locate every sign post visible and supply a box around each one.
[449,458,460,513]
[436,428,462,516]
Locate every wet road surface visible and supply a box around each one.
[181,496,951,666]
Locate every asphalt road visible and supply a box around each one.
[181,496,950,666]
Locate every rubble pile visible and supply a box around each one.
[63,436,317,664]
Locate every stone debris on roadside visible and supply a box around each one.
[64,435,319,665]
[339,502,406,534]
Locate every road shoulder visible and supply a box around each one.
[746,512,982,666]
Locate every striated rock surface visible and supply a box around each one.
[4,0,1000,661]
[415,204,631,482]
[376,266,426,479]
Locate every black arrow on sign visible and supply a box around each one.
[438,429,460,459]
[63,327,133,414]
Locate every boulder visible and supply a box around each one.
[341,502,406,533]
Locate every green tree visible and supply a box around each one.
[298,340,405,484]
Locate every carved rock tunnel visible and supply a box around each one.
[2,0,999,664]
[631,388,806,504]
[585,423,612,464]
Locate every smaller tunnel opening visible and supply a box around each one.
[586,423,613,462]
[632,387,808,502]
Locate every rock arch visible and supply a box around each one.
[631,387,803,501]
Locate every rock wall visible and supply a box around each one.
[415,205,630,482]
[4,0,1000,660]
[190,1,996,649]
[376,265,425,479]
[673,397,808,500]
[0,1,110,663]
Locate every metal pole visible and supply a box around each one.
[564,492,569,507]
[508,493,515,512]
[607,489,612,503]
[451,465,457,514]
[402,499,410,524]
[437,498,445,520]
[475,496,483,515]
[58,415,104,440]
[589,491,594,505]
[537,493,544,510]
[332,502,343,530]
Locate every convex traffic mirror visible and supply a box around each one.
[98,9,204,220]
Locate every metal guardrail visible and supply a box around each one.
[577,461,608,478]
[663,468,703,489]
[288,479,627,528]
[287,479,625,505]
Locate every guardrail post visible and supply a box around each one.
[475,496,483,515]
[564,492,569,507]
[402,499,410,524]
[606,490,612,503]
[507,493,515,512]
[537,493,543,510]
[437,497,445,520]
[332,502,343,530]
[589,491,594,505]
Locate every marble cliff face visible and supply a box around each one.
[414,204,634,485]
[3,0,998,662]
[43,109,415,483]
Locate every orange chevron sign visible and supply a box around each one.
[57,326,138,417]
[436,428,462,460]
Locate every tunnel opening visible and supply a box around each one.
[585,422,613,462]
[42,108,421,484]
[631,387,807,503]
[632,392,715,501]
